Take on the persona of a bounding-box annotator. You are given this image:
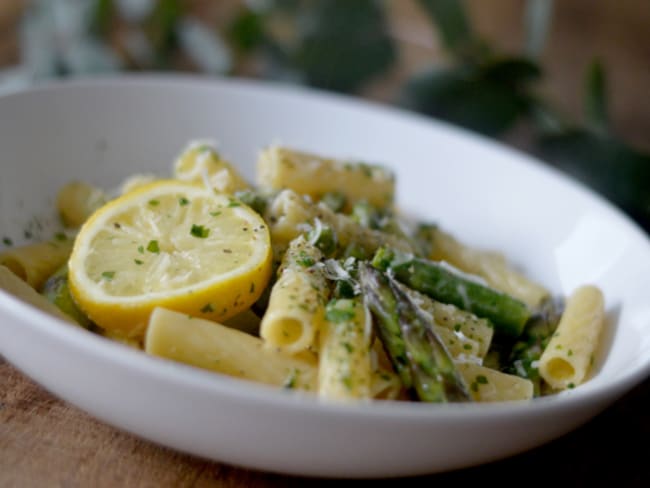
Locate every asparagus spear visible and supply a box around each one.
[42,264,94,328]
[359,264,472,402]
[505,296,564,395]
[372,247,531,337]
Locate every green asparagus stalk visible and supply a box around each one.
[42,264,94,328]
[234,189,271,216]
[359,264,472,402]
[506,297,564,395]
[359,264,412,388]
[372,248,531,337]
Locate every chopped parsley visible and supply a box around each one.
[2,237,13,246]
[342,342,354,353]
[210,211,222,217]
[325,306,355,323]
[101,271,115,280]
[295,251,315,267]
[476,375,488,385]
[283,368,300,389]
[147,240,160,253]
[227,198,241,208]
[179,197,190,206]
[190,224,210,238]
[148,199,160,206]
[137,245,145,254]
[134,259,144,265]
[201,303,214,313]
[54,232,67,242]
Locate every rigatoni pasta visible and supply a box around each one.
[146,307,317,390]
[2,140,609,405]
[0,238,73,290]
[539,285,605,390]
[257,145,395,210]
[318,298,373,401]
[174,140,250,194]
[260,236,328,353]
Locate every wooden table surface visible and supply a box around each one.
[2,354,649,487]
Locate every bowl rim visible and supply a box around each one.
[1,74,649,421]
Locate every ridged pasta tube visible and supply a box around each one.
[260,236,329,354]
[0,238,73,290]
[56,181,108,228]
[174,140,249,194]
[426,227,549,310]
[318,298,373,401]
[403,285,494,359]
[538,285,605,390]
[145,307,317,390]
[456,362,534,402]
[265,189,414,255]
[257,145,395,210]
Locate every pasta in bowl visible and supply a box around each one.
[0,77,649,477]
[1,141,606,403]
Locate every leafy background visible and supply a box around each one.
[1,0,648,232]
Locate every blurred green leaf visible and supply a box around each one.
[417,0,474,58]
[584,59,609,134]
[144,0,184,68]
[482,58,541,84]
[89,0,114,38]
[539,130,650,230]
[403,58,540,136]
[228,9,266,52]
[290,0,396,92]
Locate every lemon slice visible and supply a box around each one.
[68,180,272,338]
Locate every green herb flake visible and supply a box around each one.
[190,224,210,238]
[325,307,355,324]
[296,251,315,267]
[179,197,190,206]
[568,382,575,389]
[342,342,354,353]
[283,368,300,389]
[134,259,144,265]
[463,344,472,351]
[359,163,374,178]
[54,232,67,242]
[227,198,241,208]
[148,199,160,206]
[101,271,115,280]
[147,240,160,253]
[568,349,574,357]
[454,324,462,332]
[210,211,222,217]
[476,375,488,385]
[2,237,13,246]
[201,303,214,313]
[137,245,145,254]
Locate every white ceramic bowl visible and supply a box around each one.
[1,77,649,478]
